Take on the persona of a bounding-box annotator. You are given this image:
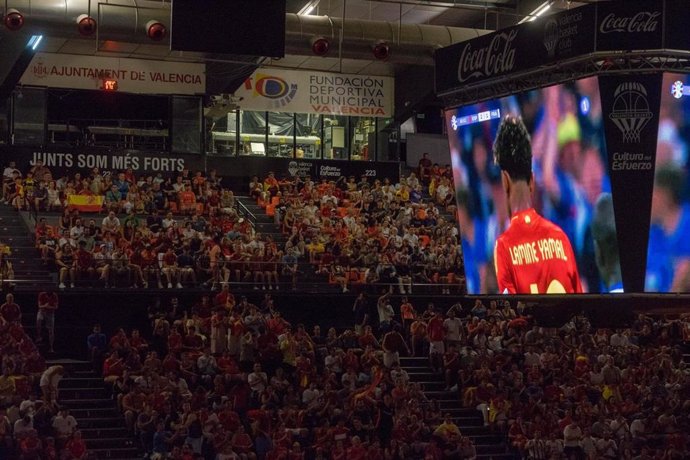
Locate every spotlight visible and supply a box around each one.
[4,9,24,31]
[372,41,390,61]
[77,14,97,36]
[146,20,167,41]
[311,37,330,56]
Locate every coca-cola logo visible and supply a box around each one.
[457,29,517,83]
[599,11,660,34]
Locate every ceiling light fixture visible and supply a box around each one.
[27,35,43,50]
[518,1,552,24]
[298,0,321,16]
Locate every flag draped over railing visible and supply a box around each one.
[66,194,103,212]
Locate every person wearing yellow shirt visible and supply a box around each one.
[279,330,298,370]
[396,184,410,202]
[433,413,462,441]
[0,367,16,406]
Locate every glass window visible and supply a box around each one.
[350,117,376,161]
[13,88,46,145]
[239,110,267,156]
[376,117,400,162]
[295,113,321,159]
[323,115,348,160]
[0,97,8,145]
[209,110,238,156]
[171,96,202,154]
[267,112,295,158]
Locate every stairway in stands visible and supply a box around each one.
[55,359,140,459]
[400,356,519,460]
[0,205,54,289]
[236,195,288,246]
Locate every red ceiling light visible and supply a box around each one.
[77,14,97,36]
[4,9,24,31]
[146,20,167,41]
[372,41,390,61]
[311,37,330,56]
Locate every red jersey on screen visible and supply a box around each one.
[494,208,582,294]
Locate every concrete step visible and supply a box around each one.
[59,387,110,400]
[474,438,509,450]
[47,359,93,372]
[414,381,447,391]
[400,356,430,366]
[88,437,137,449]
[60,377,107,389]
[477,454,519,460]
[90,446,140,459]
[71,408,120,419]
[81,427,130,440]
[73,417,125,429]
[60,398,113,409]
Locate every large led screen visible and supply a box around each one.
[646,73,690,292]
[445,78,622,294]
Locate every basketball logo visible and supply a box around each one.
[543,19,559,58]
[609,82,653,143]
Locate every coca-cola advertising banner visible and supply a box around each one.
[436,3,596,94]
[599,74,662,293]
[595,0,663,52]
[436,0,676,96]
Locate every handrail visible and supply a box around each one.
[236,199,258,226]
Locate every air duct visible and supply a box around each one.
[0,1,488,66]
[284,13,486,65]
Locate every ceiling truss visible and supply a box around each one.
[439,51,690,108]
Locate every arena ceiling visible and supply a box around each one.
[0,0,588,121]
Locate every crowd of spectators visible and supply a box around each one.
[95,287,480,460]
[92,285,690,460]
[249,167,464,294]
[0,291,90,459]
[2,159,468,294]
[1,161,273,290]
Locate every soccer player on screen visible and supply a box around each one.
[493,116,582,294]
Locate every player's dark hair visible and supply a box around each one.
[493,115,532,183]
[655,164,685,205]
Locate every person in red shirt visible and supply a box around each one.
[0,293,21,324]
[346,436,367,460]
[64,430,88,459]
[20,429,42,458]
[161,247,181,289]
[178,184,197,215]
[492,116,582,294]
[72,241,96,286]
[103,351,125,384]
[427,310,446,373]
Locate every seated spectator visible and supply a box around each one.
[0,293,21,324]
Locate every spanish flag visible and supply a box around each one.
[67,194,104,212]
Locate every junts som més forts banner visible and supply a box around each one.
[599,74,662,293]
